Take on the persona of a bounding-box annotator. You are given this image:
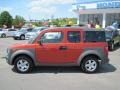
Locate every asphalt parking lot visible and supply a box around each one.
[0,38,120,90]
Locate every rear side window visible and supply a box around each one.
[84,31,106,42]
[67,31,80,43]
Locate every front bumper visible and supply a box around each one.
[13,36,20,38]
[6,48,13,65]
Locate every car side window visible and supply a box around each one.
[67,31,80,43]
[40,32,63,43]
[8,29,16,31]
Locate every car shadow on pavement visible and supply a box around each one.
[12,63,116,74]
[97,64,116,73]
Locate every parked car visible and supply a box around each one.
[7,29,17,37]
[6,27,109,73]
[105,30,120,51]
[0,28,17,38]
[13,28,33,40]
[25,27,47,40]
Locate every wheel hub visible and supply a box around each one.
[17,59,29,72]
[85,60,97,72]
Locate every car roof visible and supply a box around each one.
[45,27,105,32]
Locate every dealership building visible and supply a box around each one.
[72,0,120,28]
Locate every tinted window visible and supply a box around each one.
[67,31,80,43]
[41,32,63,43]
[84,31,106,42]
[8,29,16,31]
[27,28,33,32]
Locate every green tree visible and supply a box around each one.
[0,11,13,28]
[50,18,77,26]
[12,15,25,28]
[32,21,42,27]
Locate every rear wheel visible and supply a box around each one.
[81,56,99,73]
[14,55,34,73]
[1,34,6,38]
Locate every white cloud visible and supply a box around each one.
[0,7,13,12]
[30,6,57,14]
[29,0,73,6]
[28,0,74,14]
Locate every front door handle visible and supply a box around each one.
[59,46,68,50]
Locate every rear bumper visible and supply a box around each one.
[101,56,109,64]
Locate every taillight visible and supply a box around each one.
[104,46,108,56]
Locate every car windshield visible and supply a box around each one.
[105,31,112,38]
[18,28,27,32]
[31,28,39,32]
[28,32,40,43]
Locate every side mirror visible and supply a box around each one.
[37,39,44,46]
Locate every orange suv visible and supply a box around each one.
[6,27,109,73]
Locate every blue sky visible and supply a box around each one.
[0,0,115,20]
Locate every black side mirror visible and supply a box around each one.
[37,39,44,46]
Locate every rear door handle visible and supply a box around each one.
[59,46,68,50]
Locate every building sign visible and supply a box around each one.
[72,0,120,10]
[97,1,120,9]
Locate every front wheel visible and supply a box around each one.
[14,55,34,73]
[13,37,17,40]
[81,56,99,73]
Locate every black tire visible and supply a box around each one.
[1,34,6,38]
[81,56,99,73]
[20,35,25,40]
[118,40,120,46]
[14,55,34,73]
[109,42,114,51]
[13,37,17,40]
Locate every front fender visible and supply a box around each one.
[10,49,37,65]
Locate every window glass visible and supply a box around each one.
[8,29,16,31]
[67,31,80,43]
[41,32,63,43]
[84,31,106,42]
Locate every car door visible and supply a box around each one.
[35,30,67,64]
[65,31,83,63]
[8,29,17,37]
